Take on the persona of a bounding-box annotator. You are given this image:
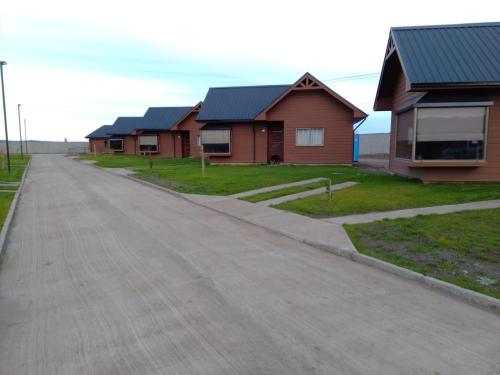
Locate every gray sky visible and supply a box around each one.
[1,0,499,141]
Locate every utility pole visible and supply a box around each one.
[0,61,11,175]
[17,104,23,159]
[24,119,28,154]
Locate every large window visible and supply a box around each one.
[296,128,324,146]
[139,135,159,153]
[395,110,414,159]
[201,129,231,154]
[109,139,123,152]
[415,107,486,160]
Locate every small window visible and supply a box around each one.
[395,110,414,159]
[296,128,324,146]
[197,135,201,146]
[139,135,159,153]
[201,129,231,154]
[109,139,123,152]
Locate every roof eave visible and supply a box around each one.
[410,82,500,91]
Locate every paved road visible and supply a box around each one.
[1,155,499,375]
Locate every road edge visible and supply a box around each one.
[75,158,500,313]
[0,157,31,256]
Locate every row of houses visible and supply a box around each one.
[87,22,500,182]
[86,72,367,165]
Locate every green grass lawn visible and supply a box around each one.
[240,180,327,203]
[344,209,500,299]
[0,154,30,229]
[273,176,500,217]
[0,192,17,228]
[0,154,30,182]
[81,154,363,195]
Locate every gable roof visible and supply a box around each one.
[108,117,143,136]
[85,125,112,139]
[138,106,194,131]
[197,73,367,122]
[255,73,367,121]
[391,22,500,88]
[197,85,291,121]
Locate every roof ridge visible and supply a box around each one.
[147,106,194,109]
[392,21,500,31]
[209,84,291,90]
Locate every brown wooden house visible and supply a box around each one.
[196,73,367,164]
[374,22,500,182]
[86,125,112,153]
[132,103,203,158]
[87,103,203,157]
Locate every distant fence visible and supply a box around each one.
[358,133,390,156]
[0,141,88,154]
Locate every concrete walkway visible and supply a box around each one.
[230,177,327,198]
[257,181,357,206]
[324,199,500,225]
[2,155,499,374]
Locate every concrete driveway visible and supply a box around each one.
[0,154,499,375]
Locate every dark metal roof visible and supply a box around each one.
[108,117,143,135]
[138,107,194,130]
[197,85,291,121]
[391,22,500,87]
[85,125,112,139]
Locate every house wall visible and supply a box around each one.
[387,69,500,181]
[208,123,268,164]
[176,113,204,157]
[266,90,354,164]
[122,136,136,155]
[174,133,183,158]
[158,133,174,157]
[88,139,108,153]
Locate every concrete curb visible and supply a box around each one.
[349,253,500,312]
[0,158,31,256]
[75,158,500,313]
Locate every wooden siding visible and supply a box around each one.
[122,136,136,155]
[266,90,354,164]
[88,139,108,154]
[207,123,268,164]
[158,133,174,157]
[176,113,204,158]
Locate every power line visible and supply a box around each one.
[323,72,380,82]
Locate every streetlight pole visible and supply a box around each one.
[0,61,10,175]
[24,119,28,154]
[17,104,23,159]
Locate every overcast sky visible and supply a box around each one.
[1,1,499,141]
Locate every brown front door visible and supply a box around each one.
[268,124,284,163]
[181,132,190,158]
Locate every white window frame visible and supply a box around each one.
[296,128,324,146]
[138,135,159,153]
[109,138,124,152]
